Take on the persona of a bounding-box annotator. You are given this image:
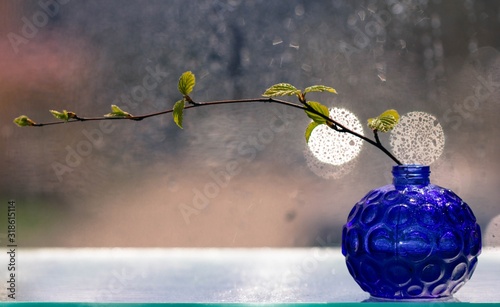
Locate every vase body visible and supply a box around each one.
[342,165,481,299]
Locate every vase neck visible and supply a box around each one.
[392,165,430,189]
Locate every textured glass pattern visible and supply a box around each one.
[307,108,364,165]
[390,112,445,165]
[342,165,482,299]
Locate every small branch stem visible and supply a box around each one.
[374,130,381,145]
[373,130,402,165]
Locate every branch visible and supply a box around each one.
[23,97,403,165]
[15,73,403,165]
[30,98,306,127]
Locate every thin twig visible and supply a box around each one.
[373,129,402,165]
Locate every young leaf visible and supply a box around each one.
[50,110,69,121]
[13,115,36,127]
[262,83,301,97]
[367,109,400,132]
[304,101,330,124]
[178,71,196,96]
[172,99,185,129]
[304,85,337,94]
[104,105,133,118]
[305,121,320,143]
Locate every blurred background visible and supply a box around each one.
[1,0,499,247]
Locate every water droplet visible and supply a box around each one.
[357,10,366,21]
[392,3,404,15]
[272,37,283,45]
[295,4,304,16]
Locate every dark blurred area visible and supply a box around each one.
[1,0,499,247]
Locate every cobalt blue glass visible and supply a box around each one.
[342,165,481,299]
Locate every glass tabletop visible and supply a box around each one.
[1,248,499,304]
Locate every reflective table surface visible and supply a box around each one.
[1,248,499,304]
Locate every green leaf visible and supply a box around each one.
[50,110,69,121]
[304,101,330,124]
[367,109,400,132]
[172,99,185,129]
[262,83,301,97]
[304,85,337,94]
[305,121,320,143]
[13,115,36,127]
[104,105,133,118]
[178,71,196,96]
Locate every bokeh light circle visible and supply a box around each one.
[307,107,364,166]
[390,111,445,165]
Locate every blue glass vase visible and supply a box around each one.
[342,165,481,299]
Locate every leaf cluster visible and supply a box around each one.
[172,71,196,129]
[13,115,36,127]
[262,83,335,142]
[104,105,133,118]
[49,110,77,121]
[367,109,400,132]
